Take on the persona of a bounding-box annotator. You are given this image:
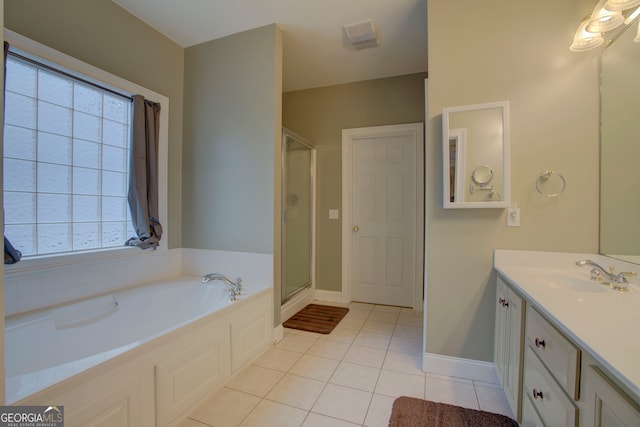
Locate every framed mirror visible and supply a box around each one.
[442,101,511,209]
[599,18,640,263]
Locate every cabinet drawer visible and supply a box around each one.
[521,393,545,427]
[526,307,580,399]
[523,346,577,427]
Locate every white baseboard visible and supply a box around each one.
[314,290,343,304]
[281,286,315,323]
[273,324,284,344]
[423,352,500,384]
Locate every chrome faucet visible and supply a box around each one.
[201,273,242,300]
[575,259,636,291]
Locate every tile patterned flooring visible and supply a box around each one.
[177,302,514,427]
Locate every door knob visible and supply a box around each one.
[353,225,360,232]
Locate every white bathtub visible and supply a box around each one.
[6,275,273,426]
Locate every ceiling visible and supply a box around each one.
[112,0,428,92]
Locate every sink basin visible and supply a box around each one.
[543,272,609,293]
[516,268,609,294]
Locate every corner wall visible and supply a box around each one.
[427,0,599,361]
[182,24,282,256]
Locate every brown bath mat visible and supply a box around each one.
[389,396,518,427]
[283,304,349,334]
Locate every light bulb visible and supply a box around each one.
[570,20,605,52]
[587,1,625,32]
[605,0,640,12]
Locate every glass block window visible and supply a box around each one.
[3,54,135,257]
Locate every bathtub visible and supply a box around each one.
[5,275,273,426]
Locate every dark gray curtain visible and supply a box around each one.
[4,41,22,264]
[126,94,162,250]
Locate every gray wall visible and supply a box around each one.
[427,0,600,361]
[283,72,428,292]
[182,24,282,255]
[4,0,185,249]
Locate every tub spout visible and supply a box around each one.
[201,273,242,300]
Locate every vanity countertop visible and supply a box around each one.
[494,249,640,401]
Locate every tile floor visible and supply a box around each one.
[177,302,514,427]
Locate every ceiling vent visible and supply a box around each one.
[343,19,379,50]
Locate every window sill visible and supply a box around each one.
[4,245,167,276]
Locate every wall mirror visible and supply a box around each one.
[442,101,510,208]
[600,18,640,264]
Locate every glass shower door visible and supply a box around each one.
[282,129,314,303]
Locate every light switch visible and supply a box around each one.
[329,209,339,220]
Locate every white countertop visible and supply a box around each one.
[494,250,640,401]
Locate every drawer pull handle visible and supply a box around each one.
[532,389,544,400]
[498,298,505,306]
[503,300,509,307]
[535,338,546,349]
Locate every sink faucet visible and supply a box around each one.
[201,273,242,300]
[575,259,636,291]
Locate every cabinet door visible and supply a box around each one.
[494,277,508,383]
[504,285,524,416]
[583,366,640,427]
[494,275,524,422]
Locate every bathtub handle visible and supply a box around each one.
[202,273,242,300]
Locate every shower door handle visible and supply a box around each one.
[353,225,360,232]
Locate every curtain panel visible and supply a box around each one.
[126,95,163,250]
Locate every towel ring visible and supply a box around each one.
[535,170,566,197]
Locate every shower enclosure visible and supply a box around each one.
[281,129,315,304]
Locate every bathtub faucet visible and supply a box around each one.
[201,273,242,300]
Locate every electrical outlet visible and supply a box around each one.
[507,207,520,227]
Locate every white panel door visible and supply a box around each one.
[351,133,417,307]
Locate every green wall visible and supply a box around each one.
[182,24,282,255]
[427,0,599,361]
[283,72,427,292]
[4,0,184,249]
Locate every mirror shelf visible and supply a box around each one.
[442,100,511,209]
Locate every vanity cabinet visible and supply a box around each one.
[496,269,640,427]
[494,275,525,420]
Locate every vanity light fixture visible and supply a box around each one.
[570,1,640,51]
[586,0,625,33]
[570,19,605,51]
[624,5,640,22]
[605,0,640,11]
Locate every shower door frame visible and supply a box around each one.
[281,128,316,305]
